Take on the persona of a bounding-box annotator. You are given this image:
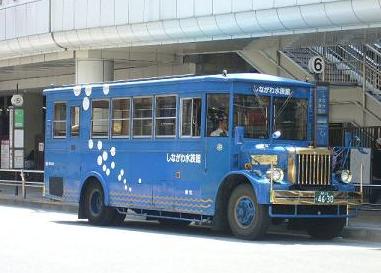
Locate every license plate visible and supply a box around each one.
[314,191,334,204]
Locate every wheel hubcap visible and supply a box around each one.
[235,196,256,228]
[90,190,102,215]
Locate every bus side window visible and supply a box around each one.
[207,94,230,137]
[71,106,80,137]
[181,98,201,137]
[133,97,153,137]
[92,100,109,138]
[53,102,67,138]
[156,96,176,137]
[112,98,130,138]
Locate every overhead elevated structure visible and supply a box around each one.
[1,0,381,59]
[0,0,381,126]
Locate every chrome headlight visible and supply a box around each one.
[266,168,284,183]
[340,170,352,184]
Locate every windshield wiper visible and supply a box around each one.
[275,92,293,120]
[253,92,268,120]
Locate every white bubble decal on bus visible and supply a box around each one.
[103,84,110,95]
[97,141,102,150]
[73,86,81,96]
[85,86,92,96]
[88,139,94,149]
[82,97,90,111]
[102,151,108,161]
[97,156,103,166]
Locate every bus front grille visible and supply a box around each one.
[296,153,331,186]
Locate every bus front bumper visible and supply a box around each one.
[270,190,362,206]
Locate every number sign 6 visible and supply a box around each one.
[308,56,325,74]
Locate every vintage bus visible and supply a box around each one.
[43,73,362,240]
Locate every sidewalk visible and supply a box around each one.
[0,188,380,242]
[342,206,381,242]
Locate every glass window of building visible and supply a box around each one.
[92,100,109,138]
[133,97,153,137]
[112,99,130,137]
[71,106,80,137]
[156,96,176,137]
[181,98,201,137]
[274,98,308,140]
[207,94,230,137]
[234,95,269,139]
[53,103,67,138]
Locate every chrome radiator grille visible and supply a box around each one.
[296,152,331,186]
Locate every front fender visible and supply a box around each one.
[221,171,271,204]
[81,171,110,206]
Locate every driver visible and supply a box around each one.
[211,116,228,137]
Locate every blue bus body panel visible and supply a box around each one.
[44,73,326,217]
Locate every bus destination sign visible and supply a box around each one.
[253,85,292,96]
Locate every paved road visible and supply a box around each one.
[1,205,380,273]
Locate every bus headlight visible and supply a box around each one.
[341,170,352,183]
[266,168,284,183]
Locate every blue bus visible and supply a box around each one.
[43,73,362,240]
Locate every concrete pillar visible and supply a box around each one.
[75,50,114,84]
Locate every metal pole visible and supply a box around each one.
[20,170,25,199]
[360,163,364,203]
[270,162,274,203]
[362,47,366,127]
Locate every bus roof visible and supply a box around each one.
[43,73,313,93]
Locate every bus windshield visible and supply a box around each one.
[274,98,308,140]
[234,95,269,139]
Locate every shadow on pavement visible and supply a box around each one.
[52,219,381,248]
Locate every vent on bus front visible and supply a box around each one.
[49,177,64,197]
[296,152,331,186]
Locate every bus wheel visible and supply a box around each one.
[227,184,269,240]
[306,218,345,240]
[85,183,114,226]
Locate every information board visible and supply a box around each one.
[315,85,330,147]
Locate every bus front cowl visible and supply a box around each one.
[241,146,362,212]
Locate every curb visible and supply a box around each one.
[342,227,381,242]
[0,196,77,214]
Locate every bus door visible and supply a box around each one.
[204,94,231,195]
[66,102,82,190]
[172,96,204,213]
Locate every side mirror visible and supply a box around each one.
[272,130,281,139]
[235,126,245,145]
[353,136,368,154]
[353,136,361,147]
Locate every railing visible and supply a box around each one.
[329,126,381,148]
[0,169,44,199]
[329,125,381,205]
[282,44,381,96]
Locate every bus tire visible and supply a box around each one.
[227,184,269,240]
[84,182,114,226]
[306,218,345,240]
